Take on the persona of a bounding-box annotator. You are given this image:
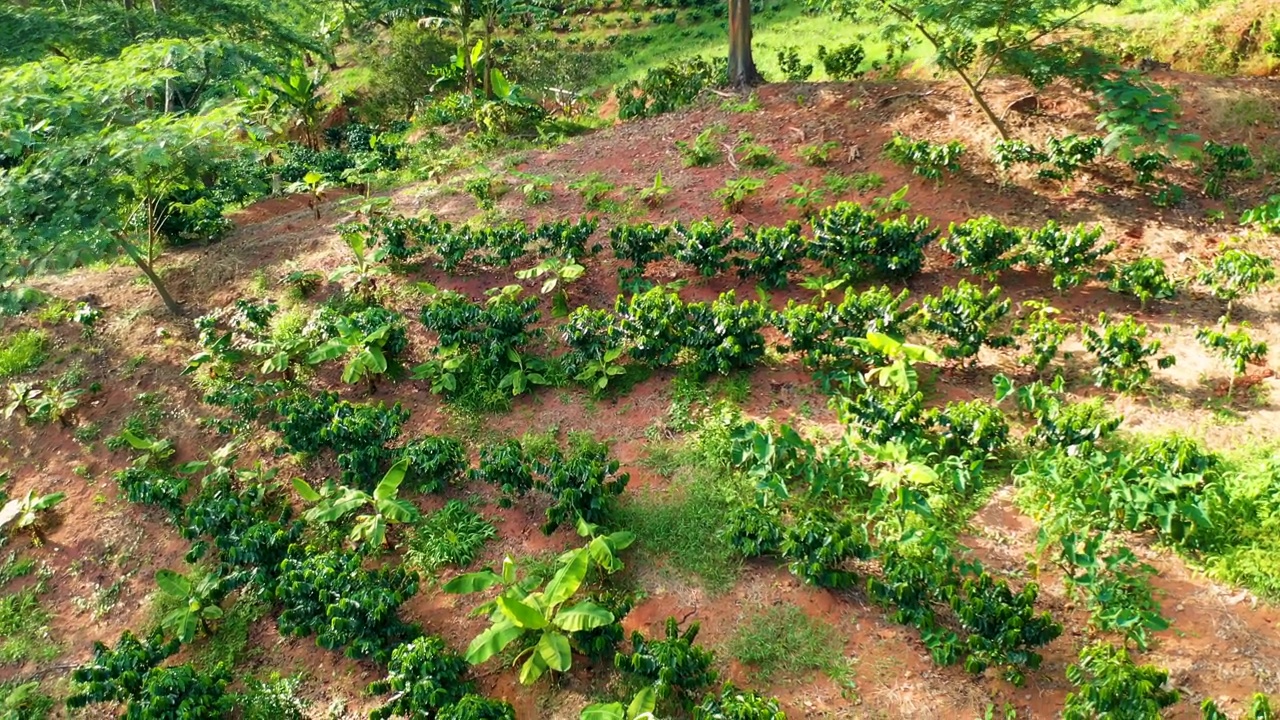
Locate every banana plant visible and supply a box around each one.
[515,258,585,317]
[285,171,330,220]
[262,58,328,150]
[444,527,633,685]
[118,429,175,468]
[293,459,419,550]
[176,441,241,484]
[307,319,392,391]
[330,230,389,303]
[498,348,549,396]
[30,387,84,427]
[0,490,67,543]
[411,345,467,394]
[3,382,40,421]
[574,347,626,394]
[155,569,226,643]
[581,687,657,720]
[859,332,941,395]
[250,331,313,379]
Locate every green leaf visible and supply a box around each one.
[580,703,625,720]
[292,477,321,502]
[497,595,550,629]
[627,686,657,719]
[155,569,190,598]
[444,570,504,594]
[465,621,524,665]
[536,631,571,672]
[518,649,548,685]
[552,601,613,631]
[375,458,410,501]
[544,548,590,606]
[307,340,349,364]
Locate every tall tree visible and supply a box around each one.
[728,0,760,86]
[0,41,239,315]
[825,0,1119,139]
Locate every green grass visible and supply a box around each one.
[0,553,59,666]
[725,603,852,684]
[405,500,498,573]
[615,450,742,594]
[586,4,916,89]
[193,594,269,671]
[0,329,48,379]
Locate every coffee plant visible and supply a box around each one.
[941,216,1026,279]
[692,684,786,720]
[615,286,690,367]
[917,281,1014,362]
[1202,695,1275,720]
[672,218,734,276]
[1104,257,1178,308]
[275,548,419,663]
[929,400,1010,461]
[609,222,671,290]
[799,140,839,167]
[472,440,535,506]
[715,177,766,212]
[616,617,718,710]
[1201,141,1253,199]
[1039,134,1103,181]
[114,467,188,518]
[685,291,770,377]
[724,502,786,557]
[67,630,178,710]
[991,139,1047,170]
[438,695,518,720]
[534,438,630,534]
[367,636,472,720]
[734,133,779,169]
[616,57,727,119]
[1056,531,1169,650]
[883,135,965,181]
[1062,643,1178,720]
[811,202,937,280]
[676,125,725,167]
[120,664,234,720]
[400,435,468,493]
[1024,221,1115,291]
[1082,313,1175,392]
[1198,248,1275,318]
[732,221,807,289]
[778,286,913,369]
[816,43,866,79]
[1196,323,1268,394]
[779,508,871,589]
[1014,301,1074,373]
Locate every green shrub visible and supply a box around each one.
[816,43,865,79]
[1024,221,1114,291]
[930,400,1009,460]
[616,618,718,710]
[777,47,813,82]
[1062,643,1178,720]
[1201,141,1253,199]
[0,330,47,379]
[917,281,1013,362]
[405,501,496,572]
[1104,257,1178,308]
[883,135,964,181]
[616,57,727,120]
[367,636,471,720]
[399,436,467,493]
[1082,313,1174,392]
[942,216,1025,278]
[799,141,839,167]
[676,125,725,167]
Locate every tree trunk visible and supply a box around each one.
[120,240,184,316]
[482,25,494,99]
[727,0,761,87]
[954,66,1009,140]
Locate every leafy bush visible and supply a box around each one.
[1055,531,1169,650]
[1104,257,1178,308]
[780,508,871,589]
[1081,313,1175,392]
[715,177,766,212]
[274,549,419,663]
[269,392,408,489]
[1201,141,1253,199]
[114,467,188,518]
[691,684,786,719]
[367,636,471,720]
[616,618,718,710]
[1032,397,1123,452]
[917,281,1013,362]
[609,222,671,289]
[1128,152,1171,184]
[724,503,786,558]
[732,221,807,289]
[416,288,545,403]
[799,140,839,166]
[685,291,769,377]
[122,664,234,719]
[883,135,965,181]
[734,133,779,169]
[676,125,725,167]
[616,287,689,367]
[942,216,1026,278]
[534,437,630,534]
[1062,643,1178,720]
[816,43,865,79]
[777,46,814,82]
[559,306,626,378]
[930,400,1010,460]
[1039,135,1103,181]
[991,139,1047,170]
[672,219,734,276]
[616,57,727,119]
[1197,323,1268,389]
[1023,221,1115,291]
[1014,301,1073,373]
[238,673,309,720]
[810,202,937,280]
[405,500,497,572]
[1241,194,1280,234]
[399,436,467,493]
[1198,248,1275,316]
[437,695,517,720]
[471,440,535,506]
[67,630,178,710]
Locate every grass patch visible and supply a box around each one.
[0,329,48,378]
[615,456,741,594]
[0,552,59,666]
[404,500,498,573]
[725,603,851,684]
[193,593,269,671]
